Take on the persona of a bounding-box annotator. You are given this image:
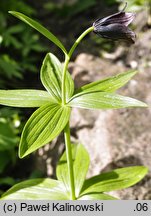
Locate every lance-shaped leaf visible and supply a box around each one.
[9,11,67,54]
[1,178,69,200]
[41,53,74,102]
[0,90,53,107]
[57,143,90,198]
[80,166,148,195]
[19,102,70,158]
[68,91,147,110]
[78,193,118,200]
[76,70,137,93]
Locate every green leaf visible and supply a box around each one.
[9,11,67,54]
[77,70,137,93]
[0,90,53,107]
[41,53,74,102]
[81,166,148,195]
[0,120,17,151]
[68,92,147,110]
[78,193,118,200]
[57,143,90,198]
[19,102,70,158]
[1,178,69,200]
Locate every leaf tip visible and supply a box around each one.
[131,98,148,108]
[141,166,149,174]
[139,102,148,108]
[8,11,14,14]
[18,149,25,159]
[19,142,32,159]
[131,70,138,77]
[18,140,29,159]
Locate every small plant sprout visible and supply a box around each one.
[0,3,148,200]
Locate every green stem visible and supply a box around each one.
[62,26,94,200]
[64,121,76,200]
[62,26,94,105]
[62,54,70,105]
[68,26,94,59]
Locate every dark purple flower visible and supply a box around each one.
[93,3,136,44]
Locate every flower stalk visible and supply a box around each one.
[61,26,94,105]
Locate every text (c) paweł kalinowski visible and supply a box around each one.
[20,202,104,212]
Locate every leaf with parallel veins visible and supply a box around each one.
[19,102,71,158]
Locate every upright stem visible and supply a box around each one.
[62,54,70,105]
[64,122,76,200]
[62,26,94,200]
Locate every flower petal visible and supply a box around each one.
[93,12,135,28]
[94,23,136,44]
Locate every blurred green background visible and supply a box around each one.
[0,0,150,195]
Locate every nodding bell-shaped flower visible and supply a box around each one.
[93,3,136,44]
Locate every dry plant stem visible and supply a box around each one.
[62,26,94,200]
